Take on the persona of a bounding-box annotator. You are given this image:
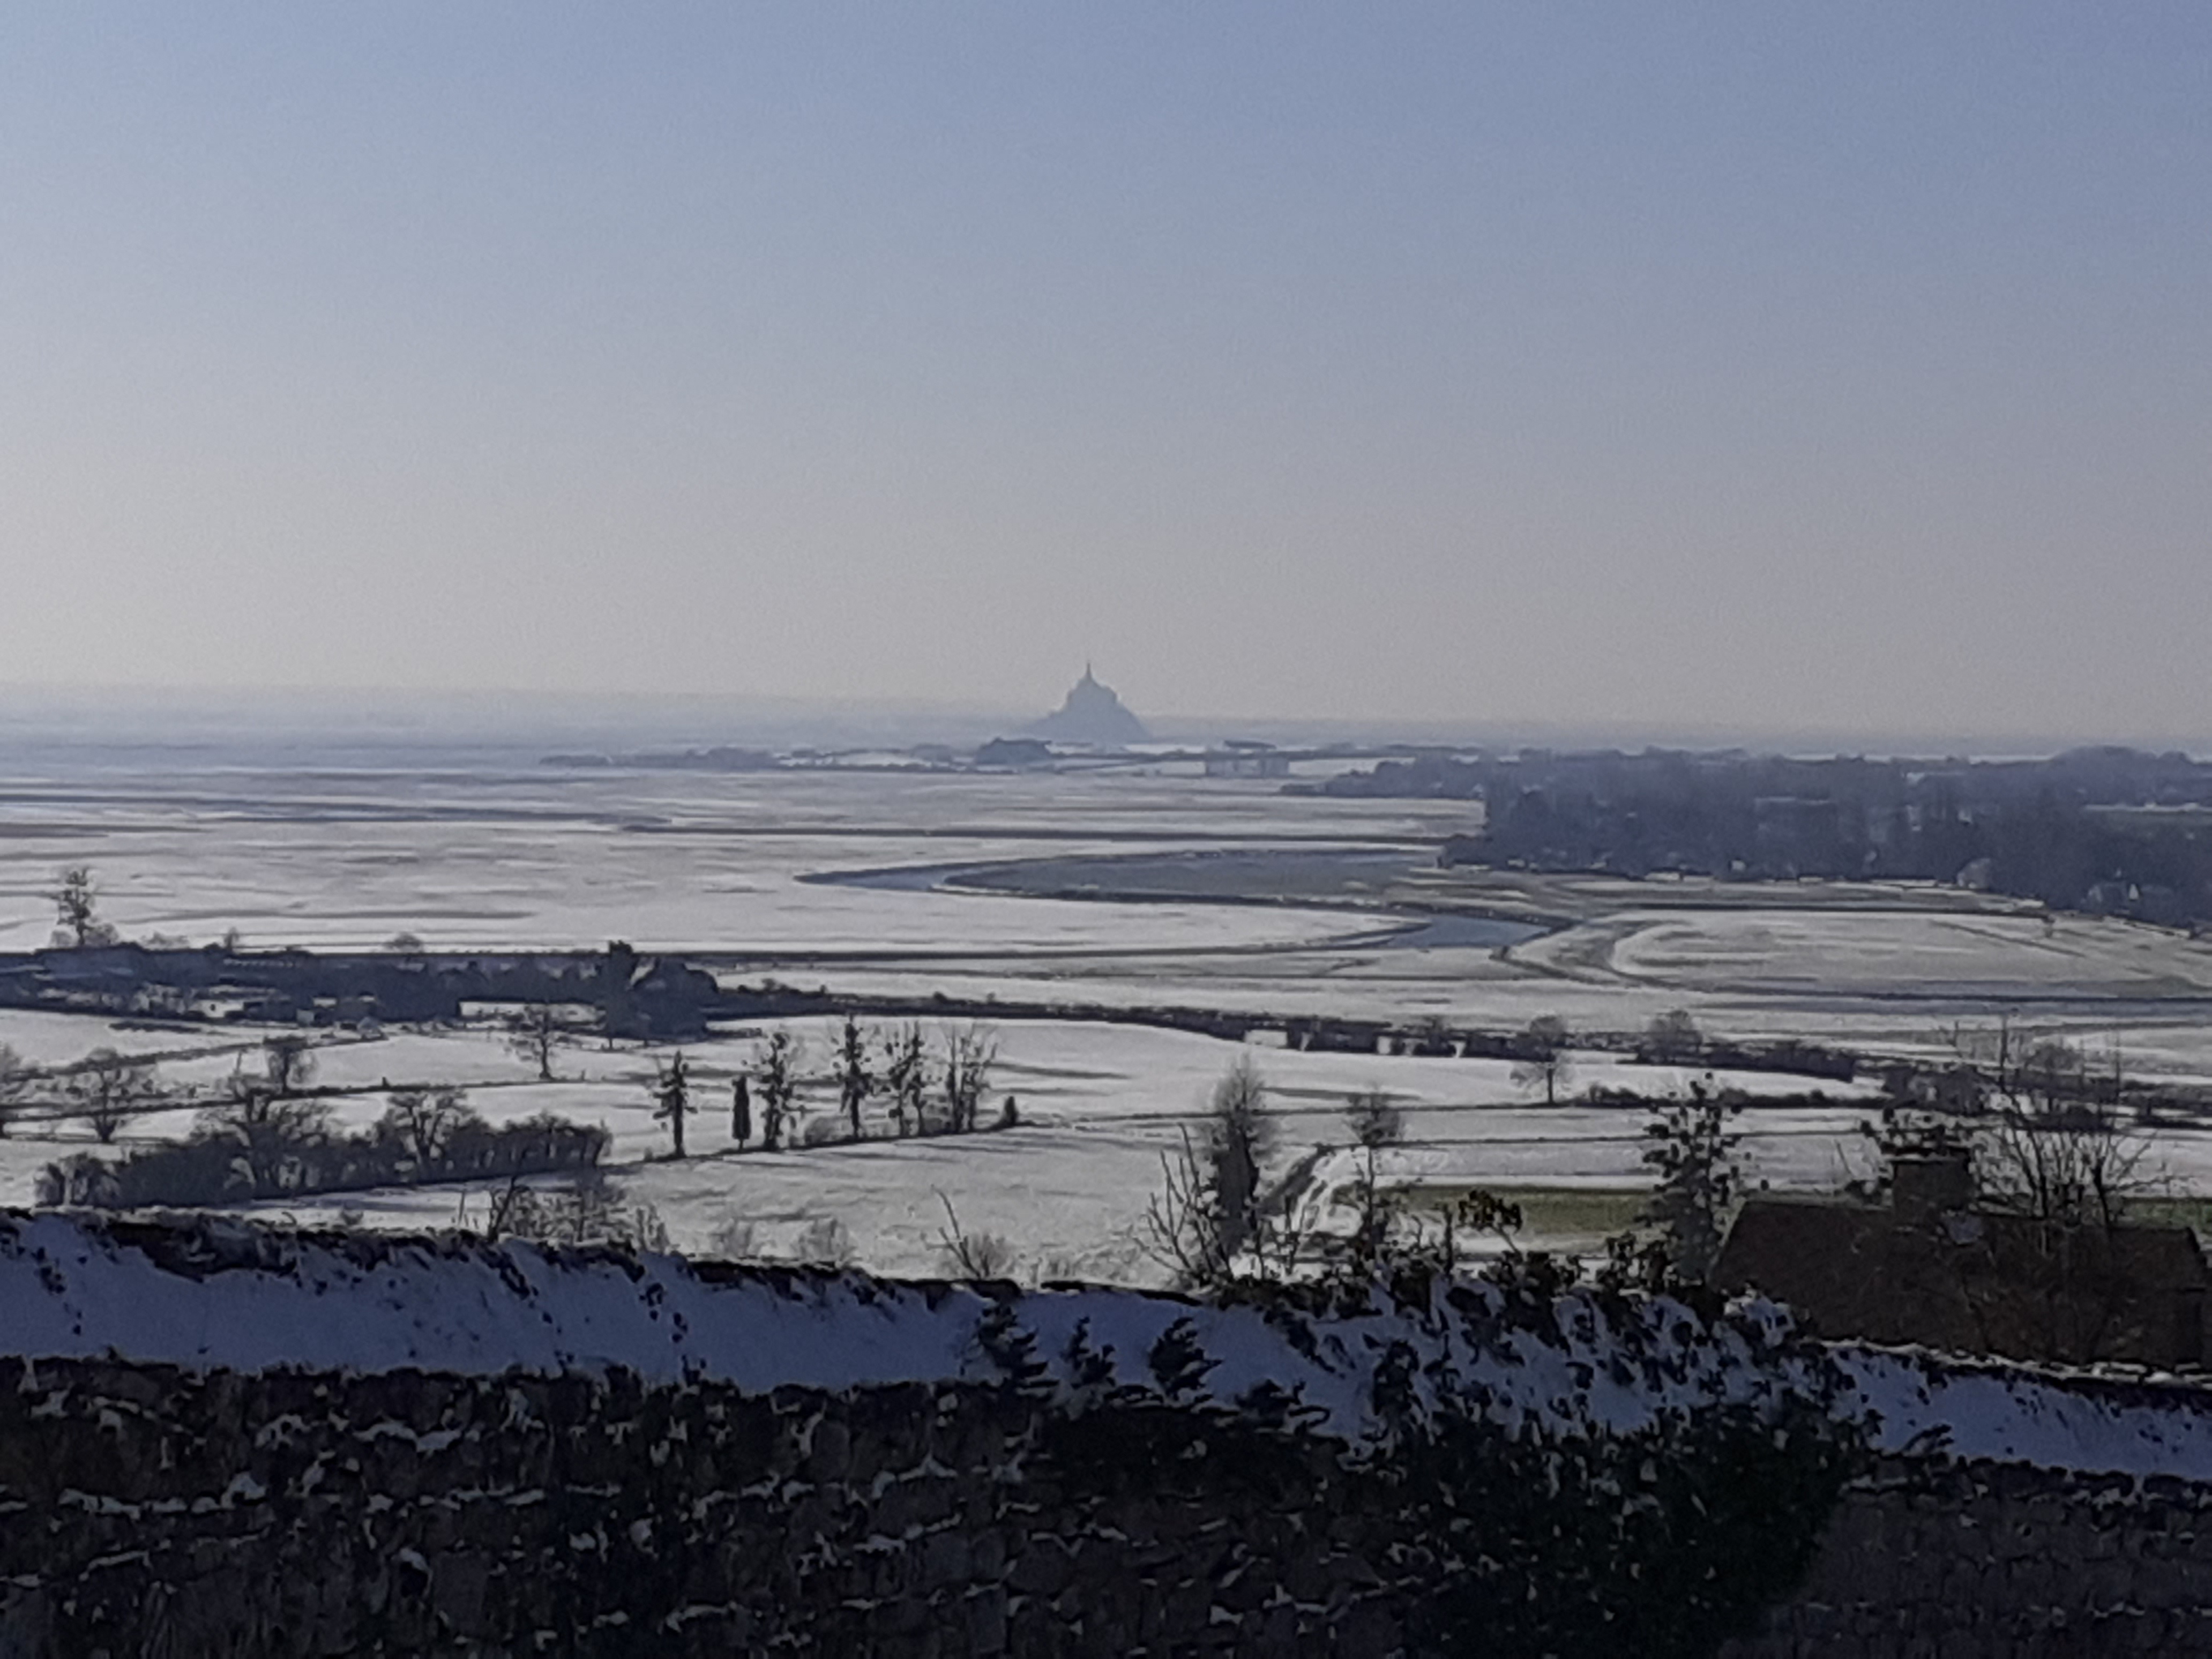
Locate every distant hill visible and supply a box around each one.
[1028,667,1149,746]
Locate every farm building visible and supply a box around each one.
[1715,1147,2209,1367]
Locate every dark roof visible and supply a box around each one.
[1716,1195,2208,1366]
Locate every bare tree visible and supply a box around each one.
[880,1022,931,1138]
[935,1193,1018,1279]
[1141,1127,1225,1286]
[1511,1014,1573,1104]
[1207,1057,1273,1260]
[1343,1088,1405,1267]
[1940,1022,2155,1232]
[1887,1026,2163,1362]
[1643,1008,1702,1064]
[199,1060,334,1191]
[1979,1089,2153,1238]
[939,1023,998,1134]
[380,1086,475,1171]
[831,1014,876,1141]
[504,1001,573,1081]
[261,1034,317,1098]
[51,866,117,949]
[477,1175,667,1250]
[1936,1015,2117,1115]
[1638,1079,1745,1282]
[477,1176,533,1242]
[69,1048,158,1142]
[1140,1057,1278,1288]
[651,1051,693,1157]
[1256,1170,1328,1281]
[1939,1013,2017,1104]
[752,1028,802,1149]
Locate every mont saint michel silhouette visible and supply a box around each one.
[1028,666,1150,746]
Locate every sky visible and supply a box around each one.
[1,4,2208,746]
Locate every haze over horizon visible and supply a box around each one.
[4,5,2208,746]
[0,676,2193,768]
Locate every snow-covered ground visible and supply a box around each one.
[13,1010,2212,1283]
[1593,908,2212,999]
[5,756,2212,1282]
[0,765,1467,955]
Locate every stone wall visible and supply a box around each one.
[1728,1456,2212,1657]
[0,1356,1414,1658]
[12,1351,2212,1657]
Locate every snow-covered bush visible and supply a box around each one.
[36,1105,607,1208]
[477,1178,668,1251]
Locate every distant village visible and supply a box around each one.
[1354,746,2212,930]
[542,672,2212,933]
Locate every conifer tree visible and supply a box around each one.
[652,1051,693,1157]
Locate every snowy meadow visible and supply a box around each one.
[4,730,2212,1283]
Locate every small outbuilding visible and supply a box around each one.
[1714,1147,2208,1367]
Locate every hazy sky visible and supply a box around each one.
[2,4,2207,743]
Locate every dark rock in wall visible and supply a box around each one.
[0,1358,1413,1658]
[3,1352,2209,1656]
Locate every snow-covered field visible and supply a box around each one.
[13,1007,2212,1283]
[0,765,1468,955]
[5,748,2212,1282]
[1597,908,2212,999]
[0,1014,1891,1269]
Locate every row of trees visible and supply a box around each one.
[0,1030,352,1146]
[0,1006,1680,1152]
[644,1018,1004,1157]
[28,1032,609,1207]
[0,1042,169,1143]
[13,1008,1013,1216]
[1447,763,2212,925]
[38,1048,607,1209]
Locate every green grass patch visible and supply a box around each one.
[1395,1184,1648,1240]
[2129,1193,2212,1234]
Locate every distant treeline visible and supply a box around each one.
[542,745,779,772]
[1574,1083,1844,1111]
[1320,746,2212,926]
[38,1098,607,1210]
[1280,1014,1861,1080]
[0,939,719,1035]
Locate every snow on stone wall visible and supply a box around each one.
[5,1208,2212,1481]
